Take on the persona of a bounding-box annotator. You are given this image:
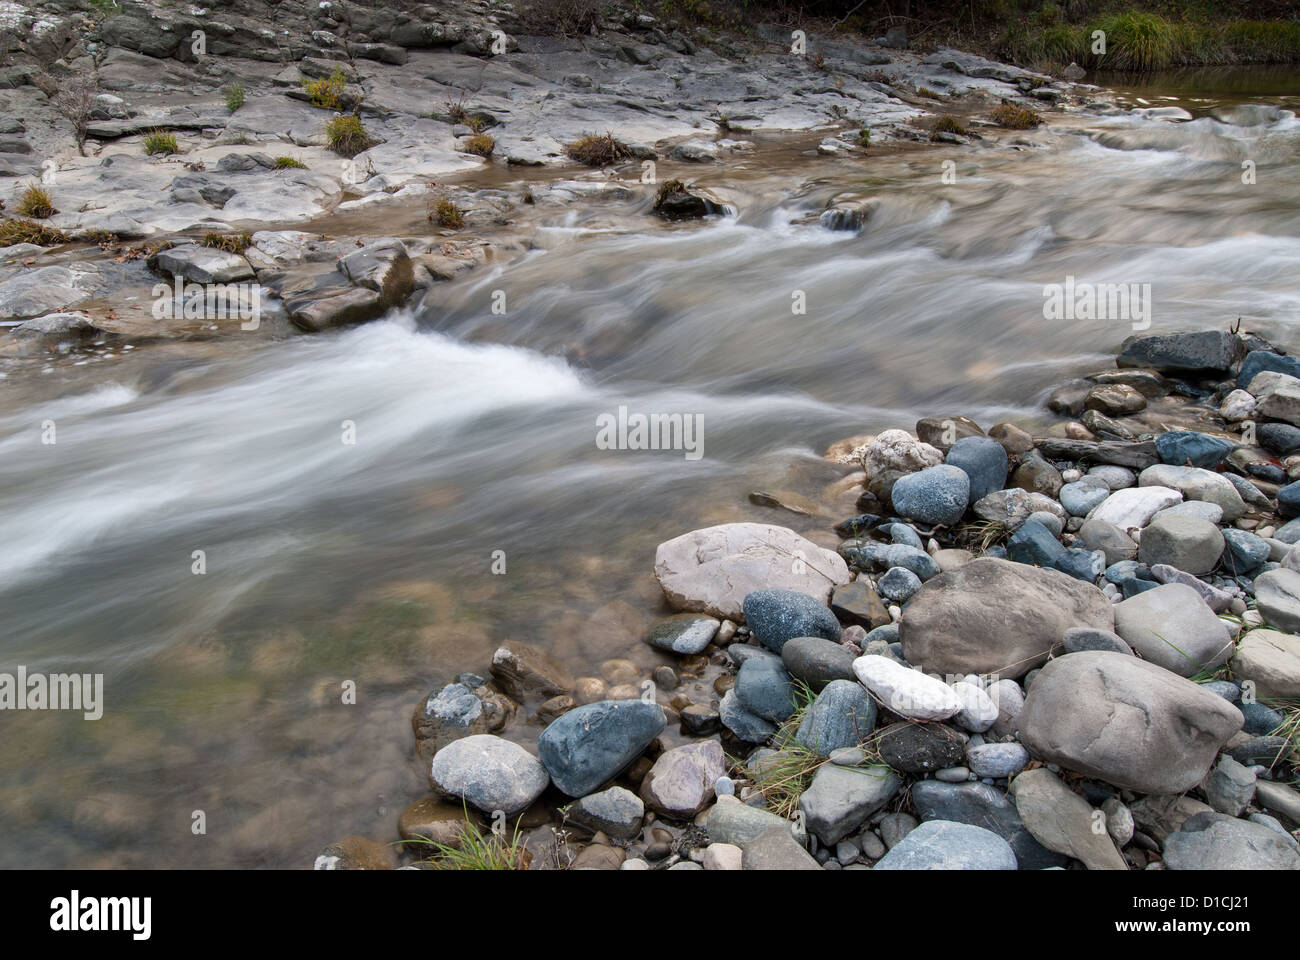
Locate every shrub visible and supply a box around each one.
[225,82,245,113]
[201,231,253,253]
[1090,11,1175,72]
[325,114,372,157]
[0,219,69,247]
[464,134,495,158]
[991,103,1042,129]
[856,128,871,146]
[16,183,56,218]
[930,115,967,139]
[304,68,348,110]
[916,86,941,99]
[564,132,632,166]
[143,129,179,155]
[273,156,307,169]
[429,195,464,229]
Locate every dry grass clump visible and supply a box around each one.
[564,132,632,166]
[201,231,253,254]
[991,103,1043,129]
[0,219,70,247]
[464,134,495,158]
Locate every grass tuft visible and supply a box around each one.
[0,219,70,247]
[325,114,373,158]
[405,816,530,870]
[16,183,56,219]
[201,231,253,254]
[143,129,179,155]
[991,103,1042,129]
[273,155,307,169]
[225,82,245,113]
[304,68,348,110]
[429,194,464,229]
[464,133,495,158]
[930,115,967,140]
[564,132,632,166]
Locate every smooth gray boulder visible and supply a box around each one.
[1254,569,1300,635]
[797,764,900,845]
[1112,583,1233,676]
[1017,652,1243,795]
[1136,514,1224,575]
[1163,813,1300,870]
[872,820,1017,870]
[537,700,665,797]
[429,734,549,815]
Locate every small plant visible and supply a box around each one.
[963,519,1012,553]
[429,194,464,229]
[51,70,98,157]
[273,155,307,169]
[0,219,69,247]
[325,114,372,157]
[466,114,491,133]
[304,68,348,110]
[143,129,179,155]
[916,86,941,99]
[406,816,530,870]
[225,82,245,113]
[930,115,967,140]
[444,94,469,125]
[87,0,121,19]
[84,229,119,247]
[856,128,871,147]
[464,134,495,158]
[564,132,632,166]
[201,231,253,254]
[991,103,1043,129]
[16,183,56,219]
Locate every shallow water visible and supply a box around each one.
[1,69,1298,868]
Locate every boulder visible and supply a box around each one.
[537,700,666,796]
[743,589,842,653]
[149,243,255,284]
[1008,768,1127,870]
[1163,813,1300,870]
[1231,628,1300,699]
[862,429,943,478]
[781,636,857,690]
[1254,569,1300,634]
[889,464,970,526]
[639,740,728,818]
[1116,330,1240,374]
[1087,485,1182,531]
[644,613,720,655]
[851,655,962,721]
[490,640,574,702]
[795,679,876,757]
[429,734,549,815]
[899,557,1114,679]
[944,436,1008,503]
[337,237,414,308]
[872,820,1017,870]
[1135,515,1224,575]
[654,523,850,619]
[1017,651,1243,795]
[1112,583,1233,676]
[742,825,821,870]
[798,764,901,845]
[566,786,645,839]
[1139,464,1246,522]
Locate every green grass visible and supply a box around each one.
[464,133,495,158]
[405,815,529,870]
[15,183,56,218]
[916,86,942,99]
[429,195,464,229]
[303,68,348,110]
[1266,698,1300,777]
[963,519,1013,552]
[225,82,244,113]
[325,114,372,158]
[200,231,252,254]
[856,128,871,147]
[273,155,307,169]
[930,115,967,140]
[142,130,179,156]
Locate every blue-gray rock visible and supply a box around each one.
[1279,481,1300,518]
[1060,479,1112,517]
[795,680,876,757]
[781,636,856,690]
[878,566,922,603]
[1259,422,1300,456]
[1117,330,1240,375]
[537,700,666,797]
[1027,510,1064,537]
[1222,529,1270,574]
[567,786,645,839]
[1227,471,1274,508]
[798,764,901,845]
[883,544,941,580]
[728,643,782,667]
[885,522,923,549]
[1120,576,1160,598]
[1239,350,1300,389]
[743,589,842,653]
[644,613,721,655]
[1277,517,1300,544]
[1063,626,1133,655]
[1007,519,1065,567]
[1201,679,1241,701]
[1054,547,1105,582]
[1105,560,1147,583]
[1240,700,1285,736]
[966,742,1030,778]
[889,464,970,526]
[909,780,1069,869]
[718,689,777,742]
[734,657,797,723]
[1163,812,1300,869]
[1155,430,1235,469]
[945,436,1008,504]
[872,820,1017,870]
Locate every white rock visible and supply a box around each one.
[702,843,743,870]
[862,429,943,478]
[1087,485,1182,532]
[852,655,962,721]
[1220,389,1257,422]
[951,680,999,732]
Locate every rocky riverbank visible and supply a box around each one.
[316,328,1300,871]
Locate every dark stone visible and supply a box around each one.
[945,436,1009,503]
[829,581,890,630]
[537,700,666,797]
[1239,350,1300,389]
[1155,431,1235,469]
[877,722,965,774]
[1228,736,1291,768]
[1063,626,1133,655]
[1279,482,1300,518]
[734,657,797,724]
[743,589,842,653]
[1035,438,1159,469]
[1240,701,1285,737]
[910,780,1070,870]
[1259,423,1300,456]
[1006,519,1065,567]
[1117,330,1241,375]
[780,636,856,691]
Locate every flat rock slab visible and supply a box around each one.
[654,523,850,620]
[1163,812,1300,869]
[899,557,1113,680]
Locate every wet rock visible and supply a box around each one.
[1036,438,1159,469]
[873,820,1017,870]
[988,422,1035,454]
[640,740,727,818]
[795,679,876,756]
[1011,452,1063,498]
[1239,349,1300,389]
[1116,330,1240,375]
[397,797,478,846]
[798,764,901,845]
[1085,383,1145,416]
[743,588,842,653]
[899,557,1114,679]
[1008,768,1127,870]
[1163,813,1300,870]
[944,436,1008,503]
[430,734,550,815]
[915,415,984,451]
[1231,628,1300,698]
[654,523,850,619]
[314,836,395,870]
[537,700,666,797]
[1047,379,1092,417]
[1017,651,1243,794]
[149,244,255,284]
[567,786,645,839]
[680,703,721,736]
[862,429,943,478]
[644,613,720,655]
[490,640,574,701]
[718,689,777,742]
[411,682,491,759]
[1155,430,1234,468]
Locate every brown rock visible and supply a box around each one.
[490,640,574,701]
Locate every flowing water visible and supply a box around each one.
[1,69,1298,868]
